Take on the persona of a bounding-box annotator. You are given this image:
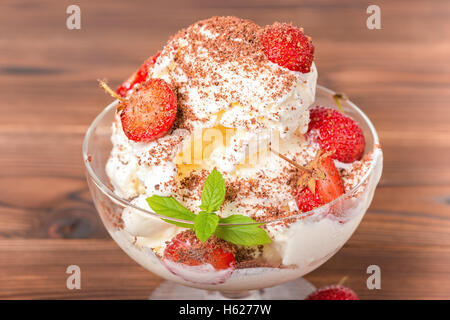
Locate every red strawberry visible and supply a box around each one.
[308,106,365,163]
[306,285,359,300]
[296,181,323,213]
[296,151,345,212]
[162,231,236,284]
[119,78,177,142]
[116,52,161,97]
[261,23,314,73]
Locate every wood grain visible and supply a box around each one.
[0,0,449,299]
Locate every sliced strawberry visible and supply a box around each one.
[316,155,346,203]
[296,181,323,213]
[162,231,236,284]
[116,52,161,97]
[119,78,177,142]
[261,22,314,73]
[296,151,345,213]
[306,285,359,300]
[307,106,365,163]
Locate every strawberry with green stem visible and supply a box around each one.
[116,52,161,97]
[99,79,177,142]
[270,149,345,213]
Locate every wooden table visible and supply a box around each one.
[1,0,449,299]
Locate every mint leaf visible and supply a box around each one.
[161,218,194,229]
[218,214,263,226]
[146,171,272,247]
[215,225,271,246]
[146,195,195,228]
[199,169,226,213]
[214,215,271,246]
[194,211,219,242]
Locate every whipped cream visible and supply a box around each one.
[104,17,382,281]
[106,16,318,210]
[151,18,317,137]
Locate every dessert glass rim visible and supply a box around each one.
[82,84,380,226]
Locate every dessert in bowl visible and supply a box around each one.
[83,16,383,299]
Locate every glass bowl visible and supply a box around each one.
[83,85,383,299]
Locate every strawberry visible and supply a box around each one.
[296,151,345,212]
[116,52,161,97]
[305,285,359,300]
[261,22,314,73]
[119,78,177,142]
[296,181,324,213]
[162,231,236,284]
[308,106,365,163]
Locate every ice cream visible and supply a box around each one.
[102,16,383,287]
[107,16,317,197]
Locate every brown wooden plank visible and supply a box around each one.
[0,238,448,299]
[0,239,159,299]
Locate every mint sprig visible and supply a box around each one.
[146,195,196,229]
[215,215,271,246]
[194,211,219,242]
[146,169,271,246]
[199,169,226,213]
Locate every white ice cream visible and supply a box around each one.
[106,16,318,239]
[104,16,383,287]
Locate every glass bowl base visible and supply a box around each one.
[150,277,316,300]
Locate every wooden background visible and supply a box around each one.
[1,0,449,299]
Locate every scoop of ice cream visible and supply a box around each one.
[150,16,317,165]
[107,16,318,203]
[104,17,384,279]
